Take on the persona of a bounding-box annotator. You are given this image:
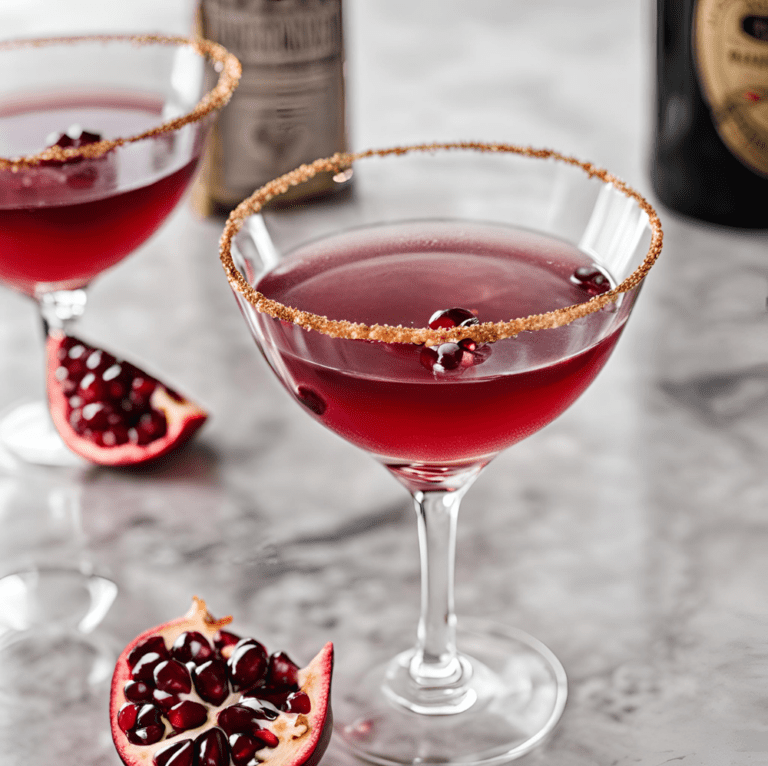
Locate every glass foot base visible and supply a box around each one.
[0,629,117,765]
[0,400,83,467]
[0,566,119,765]
[336,621,567,766]
[0,568,118,634]
[0,628,115,700]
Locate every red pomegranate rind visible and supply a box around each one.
[110,598,334,766]
[46,331,207,466]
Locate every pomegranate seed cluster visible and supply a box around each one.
[43,127,101,158]
[41,126,109,189]
[55,336,171,448]
[419,269,612,374]
[419,307,491,373]
[118,629,312,766]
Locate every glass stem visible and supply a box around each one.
[37,288,88,335]
[409,485,473,689]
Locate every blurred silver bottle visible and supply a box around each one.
[196,0,350,213]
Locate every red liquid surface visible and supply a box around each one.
[255,221,631,478]
[0,93,201,295]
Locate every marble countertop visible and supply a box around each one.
[0,1,766,765]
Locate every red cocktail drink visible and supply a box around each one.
[256,221,625,480]
[0,93,206,294]
[0,35,240,465]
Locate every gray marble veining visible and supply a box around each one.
[0,1,766,765]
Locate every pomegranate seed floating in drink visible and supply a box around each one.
[570,264,612,296]
[421,307,490,373]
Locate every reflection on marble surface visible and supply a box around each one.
[0,1,766,765]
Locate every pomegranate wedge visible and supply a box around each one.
[47,332,207,466]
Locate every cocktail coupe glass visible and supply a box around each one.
[0,465,117,686]
[0,37,238,759]
[219,143,663,765]
[0,464,121,765]
[0,33,240,466]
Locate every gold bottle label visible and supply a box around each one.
[198,0,348,209]
[694,0,768,177]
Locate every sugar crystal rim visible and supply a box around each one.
[0,34,241,171]
[219,142,664,345]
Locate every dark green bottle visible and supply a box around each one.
[652,0,768,227]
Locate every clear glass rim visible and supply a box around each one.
[220,142,664,346]
[0,33,241,171]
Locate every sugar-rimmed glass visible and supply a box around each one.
[0,33,240,465]
[219,143,663,765]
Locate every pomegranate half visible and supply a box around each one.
[110,598,334,766]
[47,331,207,466]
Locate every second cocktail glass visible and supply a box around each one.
[219,143,663,765]
[0,34,240,464]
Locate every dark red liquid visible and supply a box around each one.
[0,94,202,295]
[255,221,633,478]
